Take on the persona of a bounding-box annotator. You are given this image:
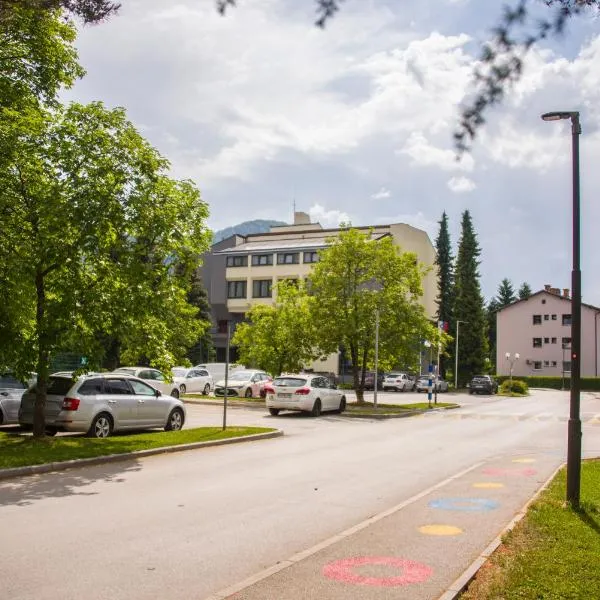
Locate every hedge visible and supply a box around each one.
[495,375,600,391]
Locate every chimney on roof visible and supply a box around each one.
[563,288,570,299]
[544,284,551,292]
[294,211,311,226]
[550,287,560,295]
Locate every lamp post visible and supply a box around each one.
[374,308,379,410]
[455,320,467,389]
[505,352,520,390]
[541,110,582,508]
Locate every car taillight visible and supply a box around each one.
[62,397,80,411]
[264,385,275,394]
[295,388,311,395]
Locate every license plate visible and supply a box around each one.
[278,393,292,398]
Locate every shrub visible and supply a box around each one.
[338,383,354,390]
[500,379,529,395]
[494,376,600,391]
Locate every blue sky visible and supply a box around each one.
[66,0,600,304]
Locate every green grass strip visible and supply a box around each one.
[0,427,275,470]
[462,459,600,599]
[346,401,458,414]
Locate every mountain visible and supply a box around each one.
[213,219,287,243]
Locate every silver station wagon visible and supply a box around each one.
[19,373,186,438]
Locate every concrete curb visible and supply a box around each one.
[0,429,284,482]
[436,461,565,600]
[341,404,460,419]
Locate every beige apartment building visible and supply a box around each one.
[496,285,600,378]
[202,212,437,372]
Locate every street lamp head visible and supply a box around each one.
[505,352,510,359]
[541,111,579,122]
[515,353,520,360]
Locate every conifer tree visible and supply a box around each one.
[518,282,532,300]
[453,211,488,385]
[434,211,454,379]
[497,278,516,307]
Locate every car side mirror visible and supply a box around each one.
[155,389,162,397]
[330,383,337,389]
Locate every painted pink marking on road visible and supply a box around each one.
[482,467,537,477]
[322,556,433,587]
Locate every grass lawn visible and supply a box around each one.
[0,426,276,470]
[346,401,458,414]
[462,459,600,599]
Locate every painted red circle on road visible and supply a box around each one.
[322,556,433,587]
[482,467,537,477]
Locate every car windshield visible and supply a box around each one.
[473,375,487,380]
[172,368,188,378]
[0,375,26,389]
[387,373,403,378]
[229,371,255,381]
[273,377,306,387]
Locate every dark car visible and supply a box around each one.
[469,375,498,395]
[363,371,384,390]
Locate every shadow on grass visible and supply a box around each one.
[574,504,600,536]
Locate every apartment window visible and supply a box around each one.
[551,361,557,367]
[544,314,549,321]
[533,361,542,370]
[217,320,228,334]
[533,338,542,348]
[277,252,300,265]
[552,314,557,320]
[544,337,550,344]
[562,314,572,326]
[541,299,546,304]
[227,280,247,299]
[544,360,550,367]
[551,337,557,344]
[303,251,319,264]
[562,337,572,346]
[252,279,272,298]
[533,314,542,325]
[226,255,248,267]
[251,254,273,266]
[563,361,572,372]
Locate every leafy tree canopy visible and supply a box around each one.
[0,0,120,24]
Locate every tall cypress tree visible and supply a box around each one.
[518,282,532,300]
[453,210,488,385]
[434,211,454,378]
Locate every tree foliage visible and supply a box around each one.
[309,228,440,402]
[453,211,488,385]
[0,0,120,24]
[518,281,532,299]
[232,281,321,376]
[185,268,216,365]
[0,101,211,436]
[487,278,517,372]
[496,277,517,307]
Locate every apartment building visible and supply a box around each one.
[201,212,437,371]
[496,285,600,377]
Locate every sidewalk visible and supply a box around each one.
[205,452,562,600]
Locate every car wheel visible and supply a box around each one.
[260,389,266,399]
[44,427,58,437]
[337,397,346,414]
[171,388,179,399]
[469,390,474,395]
[179,384,186,395]
[203,383,210,395]
[269,408,280,416]
[311,399,322,417]
[87,413,113,438]
[245,388,253,398]
[165,408,184,431]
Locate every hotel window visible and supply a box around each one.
[226,255,248,267]
[551,361,557,367]
[544,314,549,320]
[227,280,247,299]
[533,314,542,325]
[252,279,272,298]
[562,337,572,346]
[251,254,273,266]
[544,337,550,344]
[533,338,542,348]
[551,314,557,320]
[277,252,300,265]
[533,361,542,370]
[562,314,572,326]
[551,337,557,344]
[303,251,319,264]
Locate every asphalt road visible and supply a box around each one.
[1,390,599,600]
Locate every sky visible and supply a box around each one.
[65,0,600,305]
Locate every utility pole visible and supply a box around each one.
[374,308,379,410]
[222,321,230,431]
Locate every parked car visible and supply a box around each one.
[363,371,384,390]
[18,372,186,438]
[0,373,36,425]
[193,362,244,383]
[382,372,411,392]
[171,367,213,395]
[469,375,498,395]
[113,367,180,398]
[214,370,272,398]
[265,374,346,417]
[415,375,449,393]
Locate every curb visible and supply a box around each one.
[436,461,565,600]
[341,405,460,419]
[0,429,284,482]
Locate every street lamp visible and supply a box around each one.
[455,320,468,389]
[541,110,582,508]
[505,352,520,390]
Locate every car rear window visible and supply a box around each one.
[273,377,307,387]
[77,378,104,395]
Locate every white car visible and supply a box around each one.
[0,373,36,425]
[415,375,449,393]
[171,367,213,395]
[113,367,180,398]
[214,370,272,398]
[382,372,411,392]
[265,374,346,417]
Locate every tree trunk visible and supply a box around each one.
[350,344,364,404]
[33,270,48,438]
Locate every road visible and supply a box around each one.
[1,390,599,600]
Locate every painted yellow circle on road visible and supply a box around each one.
[512,458,536,463]
[418,524,463,536]
[473,482,505,489]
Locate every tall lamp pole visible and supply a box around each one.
[541,110,582,508]
[374,308,379,410]
[455,320,467,389]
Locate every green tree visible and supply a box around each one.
[232,281,321,376]
[497,278,517,307]
[453,211,488,385]
[186,269,215,365]
[0,101,211,436]
[518,282,532,300]
[0,1,120,24]
[434,211,454,379]
[486,297,500,373]
[309,228,440,403]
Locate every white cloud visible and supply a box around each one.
[447,176,476,193]
[308,204,352,228]
[400,131,474,171]
[371,187,391,200]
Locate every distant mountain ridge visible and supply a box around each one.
[213,219,287,243]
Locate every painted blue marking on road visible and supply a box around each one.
[428,497,500,512]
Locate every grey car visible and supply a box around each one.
[18,373,186,438]
[0,373,36,425]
